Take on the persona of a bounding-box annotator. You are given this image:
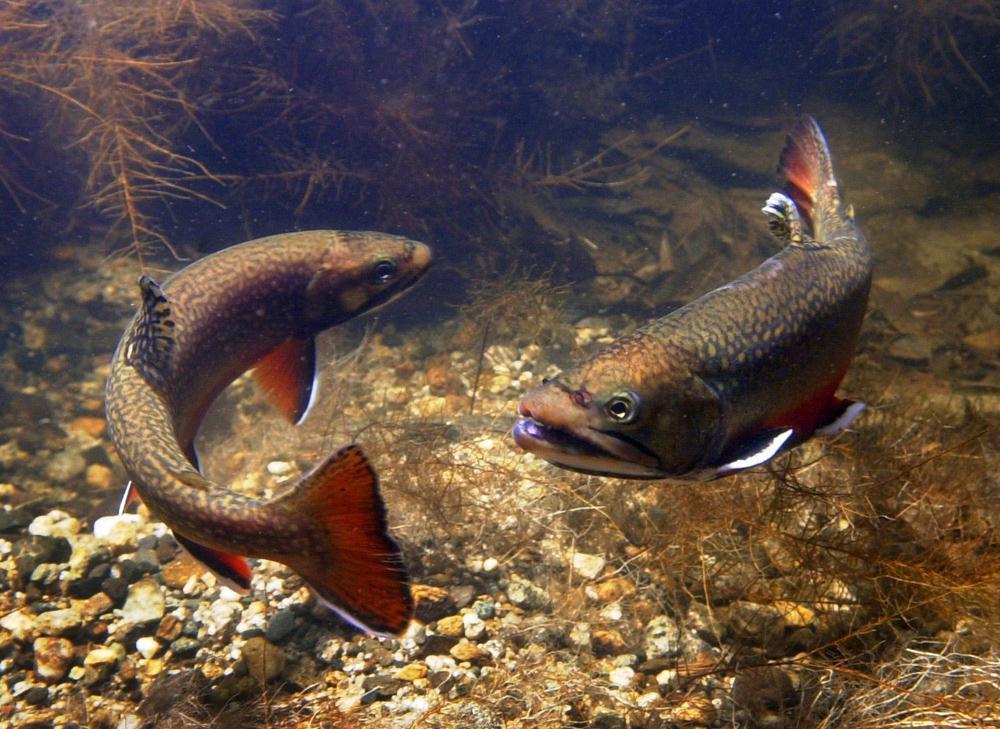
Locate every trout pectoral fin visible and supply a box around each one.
[173,532,252,593]
[278,445,413,636]
[713,428,794,478]
[253,337,317,424]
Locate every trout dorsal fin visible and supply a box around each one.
[124,275,176,387]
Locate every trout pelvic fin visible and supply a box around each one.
[253,337,317,424]
[278,445,413,636]
[124,275,176,389]
[778,115,839,239]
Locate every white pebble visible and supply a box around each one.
[135,637,160,660]
[267,461,292,476]
[609,666,635,688]
[482,557,499,573]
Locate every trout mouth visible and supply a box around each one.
[512,417,666,479]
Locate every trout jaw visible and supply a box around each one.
[512,417,665,478]
[513,388,666,478]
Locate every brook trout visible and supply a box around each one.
[106,231,431,634]
[513,116,871,479]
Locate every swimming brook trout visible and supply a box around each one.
[106,231,431,634]
[513,116,872,480]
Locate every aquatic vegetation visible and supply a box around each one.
[825,0,1000,107]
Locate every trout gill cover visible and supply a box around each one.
[513,116,872,480]
[105,230,431,635]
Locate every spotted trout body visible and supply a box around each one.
[106,231,431,634]
[514,116,872,479]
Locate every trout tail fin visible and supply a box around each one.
[277,445,413,635]
[778,115,842,241]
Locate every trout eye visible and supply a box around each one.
[372,258,398,284]
[605,392,639,423]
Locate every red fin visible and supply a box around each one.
[253,337,316,424]
[778,115,838,236]
[173,531,252,592]
[279,445,413,635]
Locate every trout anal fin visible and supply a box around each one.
[124,275,176,389]
[815,399,866,436]
[278,444,413,636]
[253,337,318,424]
[713,427,794,478]
[173,532,252,594]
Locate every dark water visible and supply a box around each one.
[0,2,998,727]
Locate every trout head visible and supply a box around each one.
[303,233,432,328]
[513,351,722,479]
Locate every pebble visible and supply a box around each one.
[92,515,141,550]
[135,636,161,660]
[265,608,298,642]
[412,584,457,623]
[242,636,286,682]
[202,598,242,636]
[462,611,487,641]
[608,666,635,688]
[266,461,292,476]
[121,578,165,625]
[472,599,496,620]
[29,510,81,539]
[85,463,114,490]
[33,637,75,682]
[506,577,551,610]
[435,614,465,638]
[644,615,681,660]
[592,628,627,656]
[68,416,107,439]
[396,662,428,681]
[35,608,83,637]
[0,609,36,641]
[482,557,499,573]
[449,639,488,664]
[160,553,205,589]
[84,646,120,668]
[571,552,606,580]
[46,449,87,483]
[588,575,635,602]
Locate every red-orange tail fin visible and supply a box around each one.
[778,115,840,238]
[277,445,412,635]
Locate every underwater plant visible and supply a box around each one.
[825,0,1000,107]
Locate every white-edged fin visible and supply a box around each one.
[117,481,135,516]
[296,366,322,426]
[816,401,866,436]
[311,589,394,640]
[715,428,794,477]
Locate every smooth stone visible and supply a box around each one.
[121,578,165,625]
[33,637,75,682]
[506,578,551,610]
[571,552,606,580]
[265,609,298,643]
[644,615,681,660]
[28,510,81,539]
[46,450,87,483]
[242,636,285,683]
[135,636,160,660]
[92,515,141,550]
[35,608,83,637]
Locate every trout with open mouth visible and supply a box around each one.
[106,230,431,634]
[513,116,871,480]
